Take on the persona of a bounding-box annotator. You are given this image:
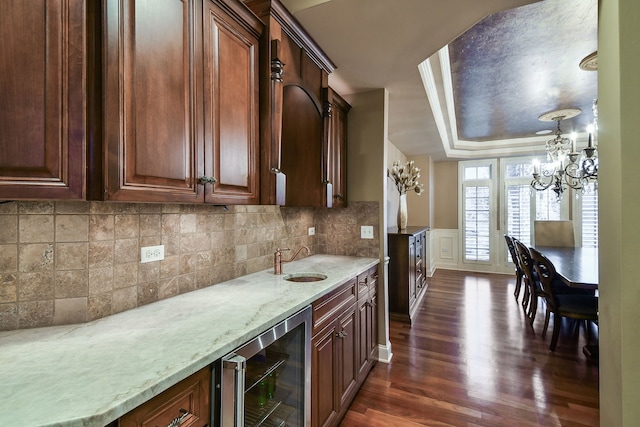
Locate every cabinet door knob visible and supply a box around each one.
[199,176,217,184]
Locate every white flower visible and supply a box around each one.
[389,160,424,195]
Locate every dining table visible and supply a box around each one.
[533,245,599,359]
[533,246,599,288]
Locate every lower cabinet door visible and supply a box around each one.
[357,296,370,378]
[312,323,339,427]
[336,305,359,409]
[119,367,211,427]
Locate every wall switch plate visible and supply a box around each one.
[308,227,316,236]
[141,245,164,263]
[361,226,374,239]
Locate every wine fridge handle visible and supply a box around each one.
[223,354,246,427]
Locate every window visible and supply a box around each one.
[460,161,495,263]
[460,157,597,271]
[580,183,598,248]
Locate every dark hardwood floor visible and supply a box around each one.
[341,269,599,426]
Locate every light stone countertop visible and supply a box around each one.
[0,254,379,427]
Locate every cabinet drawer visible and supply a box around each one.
[119,367,211,427]
[357,266,378,298]
[312,277,357,335]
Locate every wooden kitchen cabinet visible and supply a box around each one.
[99,0,262,204]
[118,366,211,427]
[388,227,429,324]
[0,0,86,200]
[357,266,378,379]
[244,0,338,207]
[325,88,351,208]
[311,264,378,427]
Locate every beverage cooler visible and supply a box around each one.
[215,306,311,427]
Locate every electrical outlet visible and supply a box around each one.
[141,245,164,263]
[308,227,316,236]
[360,226,374,239]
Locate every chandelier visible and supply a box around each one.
[530,104,598,200]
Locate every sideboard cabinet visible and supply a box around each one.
[387,226,429,323]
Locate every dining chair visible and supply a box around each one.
[533,220,575,247]
[504,235,524,302]
[514,239,542,324]
[530,247,598,351]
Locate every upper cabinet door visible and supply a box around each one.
[203,0,261,205]
[0,0,86,200]
[325,88,351,208]
[102,0,204,203]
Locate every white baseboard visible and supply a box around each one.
[376,341,393,363]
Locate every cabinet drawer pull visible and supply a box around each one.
[167,409,191,427]
[199,176,217,184]
[335,331,348,338]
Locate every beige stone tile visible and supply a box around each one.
[162,234,180,257]
[113,203,139,214]
[55,242,88,270]
[138,261,159,283]
[0,274,17,303]
[160,255,180,279]
[114,214,139,239]
[140,214,161,238]
[139,236,161,248]
[56,215,89,242]
[55,270,88,298]
[140,204,162,214]
[18,244,53,272]
[180,232,210,253]
[195,268,213,289]
[114,238,138,265]
[162,204,182,214]
[56,201,90,214]
[178,273,196,294]
[158,277,179,299]
[89,241,114,268]
[0,215,17,244]
[88,293,112,321]
[180,214,197,234]
[112,286,137,314]
[197,213,224,233]
[53,297,87,325]
[18,272,54,301]
[180,253,197,274]
[18,201,54,214]
[234,245,247,262]
[0,202,18,214]
[89,215,115,241]
[19,215,54,243]
[197,250,213,269]
[0,245,18,273]
[18,300,53,328]
[0,303,18,330]
[162,214,181,235]
[113,262,138,289]
[88,267,113,295]
[137,282,158,306]
[89,201,115,214]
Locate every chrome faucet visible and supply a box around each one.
[274,246,311,274]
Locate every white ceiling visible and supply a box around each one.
[280,0,597,162]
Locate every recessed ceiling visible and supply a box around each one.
[281,0,597,161]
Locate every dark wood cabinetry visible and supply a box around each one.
[311,265,378,427]
[388,227,429,323]
[244,0,338,207]
[119,366,211,427]
[101,0,262,204]
[325,88,351,208]
[0,0,86,200]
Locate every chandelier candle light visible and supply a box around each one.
[530,106,598,200]
[389,160,424,230]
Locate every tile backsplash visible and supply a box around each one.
[0,200,379,331]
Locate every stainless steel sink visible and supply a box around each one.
[283,273,327,283]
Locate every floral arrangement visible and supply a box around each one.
[389,160,424,195]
